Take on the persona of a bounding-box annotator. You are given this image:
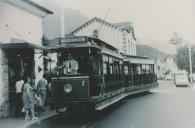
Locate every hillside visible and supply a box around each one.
[39,0,89,40]
[136,44,168,60]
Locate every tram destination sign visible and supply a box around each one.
[60,36,87,44]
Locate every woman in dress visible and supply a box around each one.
[22,76,38,120]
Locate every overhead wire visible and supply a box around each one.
[98,8,111,34]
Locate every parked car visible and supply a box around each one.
[174,70,190,87]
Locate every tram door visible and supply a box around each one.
[7,49,34,116]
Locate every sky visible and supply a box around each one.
[35,0,195,53]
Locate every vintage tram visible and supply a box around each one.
[46,36,157,112]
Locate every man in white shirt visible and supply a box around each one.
[15,77,24,117]
[16,79,24,93]
[58,54,79,74]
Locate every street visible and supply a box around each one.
[30,80,195,128]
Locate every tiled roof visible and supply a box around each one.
[70,17,136,40]
[113,22,131,27]
[113,22,132,32]
[114,22,136,40]
[70,17,117,34]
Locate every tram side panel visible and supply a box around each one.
[49,53,157,111]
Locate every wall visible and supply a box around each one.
[0,50,9,117]
[121,30,136,56]
[74,20,136,56]
[74,22,122,53]
[0,2,44,117]
[0,2,43,44]
[34,52,44,87]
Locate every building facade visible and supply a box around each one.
[0,0,52,117]
[113,22,136,55]
[70,17,137,56]
[155,55,177,80]
[164,55,178,79]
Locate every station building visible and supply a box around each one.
[0,0,52,117]
[70,17,137,56]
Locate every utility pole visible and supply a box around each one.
[188,43,193,84]
[60,0,65,37]
[170,33,193,85]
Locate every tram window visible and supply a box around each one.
[120,65,123,75]
[136,65,142,74]
[78,55,99,75]
[148,64,152,74]
[124,66,128,75]
[110,65,113,74]
[142,64,150,74]
[129,66,133,76]
[109,57,113,63]
[87,55,99,74]
[113,65,117,75]
[103,63,107,74]
[149,65,152,73]
[151,65,154,73]
[103,55,108,62]
[55,54,100,75]
[145,65,150,74]
[45,53,58,75]
[115,64,120,75]
[142,65,146,74]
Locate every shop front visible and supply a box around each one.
[0,42,45,117]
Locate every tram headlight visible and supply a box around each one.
[64,84,72,94]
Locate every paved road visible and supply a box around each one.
[31,80,195,128]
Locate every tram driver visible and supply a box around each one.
[58,54,79,74]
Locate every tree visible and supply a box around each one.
[169,32,189,71]
[169,32,183,45]
[175,45,195,73]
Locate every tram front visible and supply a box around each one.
[47,38,102,112]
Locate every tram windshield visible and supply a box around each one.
[46,49,101,76]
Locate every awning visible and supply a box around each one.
[0,42,46,50]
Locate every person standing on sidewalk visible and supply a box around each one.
[37,74,48,108]
[22,76,38,120]
[15,76,24,117]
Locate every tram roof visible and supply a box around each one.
[124,55,154,64]
[47,36,118,51]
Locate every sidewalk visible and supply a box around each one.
[1,110,57,128]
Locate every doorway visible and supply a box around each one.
[6,48,34,116]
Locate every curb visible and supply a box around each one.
[1,111,57,128]
[19,111,57,128]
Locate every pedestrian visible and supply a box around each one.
[37,74,48,109]
[22,76,38,120]
[15,76,24,117]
